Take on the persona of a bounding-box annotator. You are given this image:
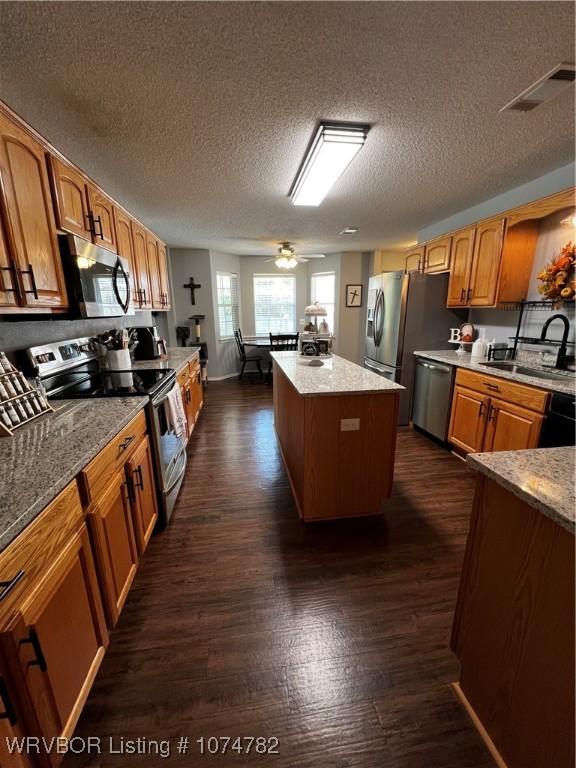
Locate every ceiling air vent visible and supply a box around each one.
[500,63,575,114]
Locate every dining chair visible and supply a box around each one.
[234,330,264,380]
[267,333,300,379]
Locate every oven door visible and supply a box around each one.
[66,235,134,317]
[151,382,187,492]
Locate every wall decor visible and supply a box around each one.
[346,284,363,307]
[537,241,575,307]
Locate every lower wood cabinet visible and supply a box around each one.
[178,359,204,442]
[448,369,549,454]
[87,470,139,627]
[126,436,158,556]
[0,652,33,768]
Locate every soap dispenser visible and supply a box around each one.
[471,328,488,358]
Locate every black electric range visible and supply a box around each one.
[47,367,174,399]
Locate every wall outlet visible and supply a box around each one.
[340,418,360,432]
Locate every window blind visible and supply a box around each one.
[216,272,240,339]
[253,275,296,335]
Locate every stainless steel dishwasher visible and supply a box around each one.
[411,357,455,441]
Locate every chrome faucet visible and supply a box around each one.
[539,314,573,369]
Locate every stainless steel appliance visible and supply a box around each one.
[59,234,135,318]
[131,326,164,360]
[26,338,185,526]
[411,357,455,441]
[364,271,464,424]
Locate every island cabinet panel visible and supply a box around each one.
[0,112,68,311]
[272,362,398,521]
[451,476,574,768]
[86,470,139,627]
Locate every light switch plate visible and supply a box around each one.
[340,418,360,432]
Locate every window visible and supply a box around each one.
[310,271,336,333]
[216,272,240,339]
[253,275,296,335]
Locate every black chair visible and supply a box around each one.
[267,333,300,378]
[234,330,264,380]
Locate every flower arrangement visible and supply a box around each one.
[537,241,575,306]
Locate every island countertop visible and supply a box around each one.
[271,351,405,396]
[467,446,575,534]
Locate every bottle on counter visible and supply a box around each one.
[0,352,13,373]
[0,380,9,400]
[0,406,12,430]
[9,374,24,394]
[3,377,17,398]
[6,402,20,425]
[471,328,488,359]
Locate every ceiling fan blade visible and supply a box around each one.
[303,254,325,259]
[264,258,276,263]
[297,258,309,263]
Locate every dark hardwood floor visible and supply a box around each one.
[65,380,493,767]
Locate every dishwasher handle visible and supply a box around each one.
[416,359,451,374]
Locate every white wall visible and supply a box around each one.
[418,163,575,243]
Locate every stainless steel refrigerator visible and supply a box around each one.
[364,271,465,424]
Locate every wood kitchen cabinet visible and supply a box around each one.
[0,213,17,308]
[157,242,171,309]
[86,470,139,627]
[448,368,549,454]
[126,436,158,556]
[446,228,475,307]
[47,155,92,241]
[86,186,117,253]
[0,480,108,758]
[0,112,68,312]
[467,218,504,306]
[0,656,34,768]
[404,245,425,272]
[113,206,137,299]
[146,233,162,308]
[131,221,153,309]
[423,235,451,273]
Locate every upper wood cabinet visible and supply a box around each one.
[113,206,137,298]
[424,236,451,274]
[146,233,163,308]
[86,185,117,253]
[405,245,425,272]
[0,112,68,311]
[0,213,17,308]
[446,228,475,307]
[468,218,504,306]
[131,221,152,309]
[157,242,171,309]
[48,155,92,240]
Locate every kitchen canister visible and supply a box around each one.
[106,349,132,370]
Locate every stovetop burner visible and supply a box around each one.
[48,368,174,399]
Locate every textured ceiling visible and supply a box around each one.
[0,1,574,255]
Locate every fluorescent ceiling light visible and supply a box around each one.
[290,123,369,207]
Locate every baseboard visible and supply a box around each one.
[451,682,509,768]
[208,372,240,381]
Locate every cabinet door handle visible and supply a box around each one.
[0,265,17,294]
[92,215,103,238]
[134,465,144,491]
[20,628,47,672]
[124,477,135,503]
[0,570,25,602]
[119,435,135,451]
[141,288,147,305]
[484,382,500,391]
[19,265,38,300]
[460,288,466,303]
[488,404,496,421]
[0,678,17,726]
[466,287,473,302]
[478,402,486,418]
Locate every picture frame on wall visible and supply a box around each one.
[345,284,363,307]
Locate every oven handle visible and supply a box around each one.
[152,380,178,406]
[112,258,131,314]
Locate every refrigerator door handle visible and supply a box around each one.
[373,290,384,347]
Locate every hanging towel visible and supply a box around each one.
[167,385,187,437]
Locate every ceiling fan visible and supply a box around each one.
[265,242,325,270]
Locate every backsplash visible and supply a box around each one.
[0,311,154,355]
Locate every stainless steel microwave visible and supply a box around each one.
[60,234,135,318]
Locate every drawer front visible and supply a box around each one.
[177,367,191,388]
[188,356,200,376]
[455,368,549,413]
[80,410,147,502]
[0,481,83,623]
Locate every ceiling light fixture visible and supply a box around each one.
[340,226,359,235]
[275,255,298,270]
[290,122,369,207]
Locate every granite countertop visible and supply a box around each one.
[271,351,405,396]
[468,447,575,534]
[413,350,575,395]
[0,397,148,553]
[130,346,200,375]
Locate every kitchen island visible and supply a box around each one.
[451,447,574,768]
[271,351,404,522]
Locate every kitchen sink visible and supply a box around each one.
[480,361,575,382]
